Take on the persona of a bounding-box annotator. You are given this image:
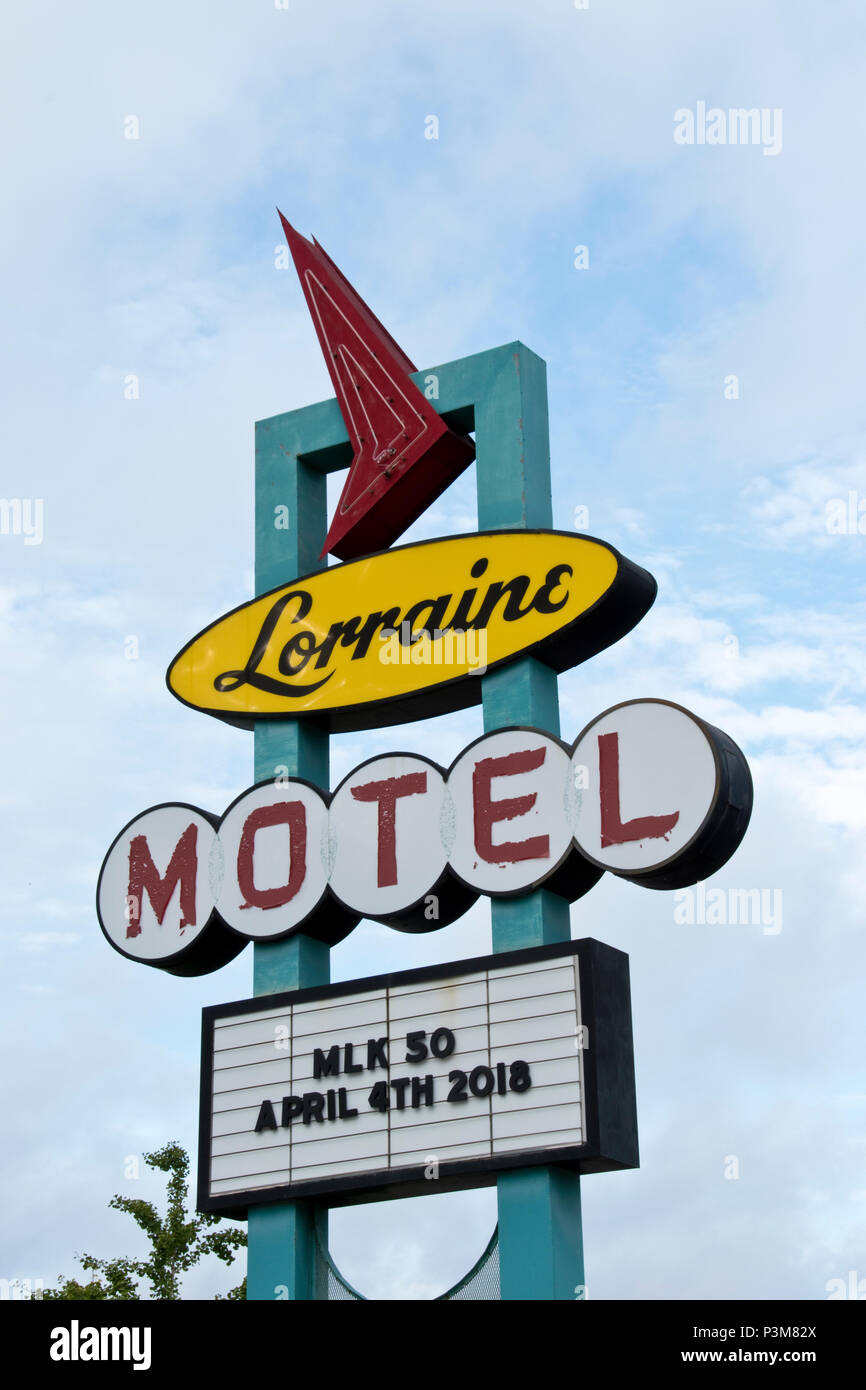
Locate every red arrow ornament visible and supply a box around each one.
[279,212,475,561]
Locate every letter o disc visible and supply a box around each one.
[215,780,352,944]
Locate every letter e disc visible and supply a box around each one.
[568,699,753,889]
[448,729,592,897]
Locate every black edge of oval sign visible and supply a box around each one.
[95,804,248,977]
[215,777,360,948]
[624,717,754,891]
[571,699,754,891]
[165,530,658,734]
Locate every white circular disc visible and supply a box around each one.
[329,754,446,918]
[568,700,719,875]
[448,729,572,895]
[97,804,217,964]
[215,781,329,939]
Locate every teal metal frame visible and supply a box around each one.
[322,1224,501,1301]
[247,341,584,1300]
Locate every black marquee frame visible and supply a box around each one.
[197,937,639,1217]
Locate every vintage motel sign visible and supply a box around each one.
[96,218,755,1300]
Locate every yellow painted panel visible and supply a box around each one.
[167,531,644,727]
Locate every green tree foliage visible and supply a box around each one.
[43,1142,246,1300]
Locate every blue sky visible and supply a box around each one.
[2,0,865,1299]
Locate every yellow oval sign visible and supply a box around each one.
[166,530,655,732]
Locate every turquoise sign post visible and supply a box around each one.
[246,342,584,1300]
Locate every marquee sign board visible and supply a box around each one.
[165,530,656,732]
[198,939,638,1215]
[96,703,752,972]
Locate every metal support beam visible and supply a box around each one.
[246,412,331,1301]
[477,345,586,1302]
[246,341,585,1299]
